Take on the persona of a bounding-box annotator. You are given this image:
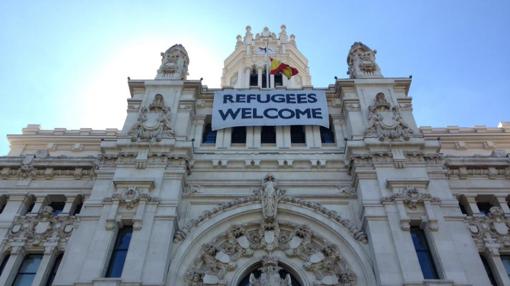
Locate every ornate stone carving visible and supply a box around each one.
[467,207,510,255]
[249,256,292,286]
[156,44,189,80]
[347,42,382,79]
[184,221,357,286]
[381,186,440,209]
[365,93,414,141]
[6,210,77,249]
[104,185,158,208]
[128,95,174,142]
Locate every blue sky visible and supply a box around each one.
[1,0,509,155]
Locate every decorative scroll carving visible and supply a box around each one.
[184,221,357,286]
[156,44,189,80]
[365,93,414,141]
[467,207,510,255]
[6,209,77,250]
[347,42,382,79]
[128,95,174,142]
[104,185,158,208]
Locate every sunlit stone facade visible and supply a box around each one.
[0,26,509,286]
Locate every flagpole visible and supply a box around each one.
[265,40,270,89]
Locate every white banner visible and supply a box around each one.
[212,89,329,130]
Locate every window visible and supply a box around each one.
[24,200,35,215]
[13,254,42,286]
[231,127,246,144]
[477,202,493,216]
[274,73,283,87]
[249,66,258,87]
[45,253,63,286]
[72,201,83,215]
[290,125,305,144]
[261,67,268,88]
[0,195,7,214]
[261,126,276,144]
[0,254,9,276]
[105,226,133,278]
[458,201,468,215]
[202,122,217,144]
[480,254,496,285]
[49,202,65,216]
[320,126,335,144]
[502,255,510,280]
[410,226,439,279]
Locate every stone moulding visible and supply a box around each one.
[0,156,97,180]
[173,194,367,244]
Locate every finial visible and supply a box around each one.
[246,25,251,32]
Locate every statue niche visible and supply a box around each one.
[347,42,382,79]
[128,94,174,142]
[156,44,189,80]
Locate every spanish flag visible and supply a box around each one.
[270,58,299,79]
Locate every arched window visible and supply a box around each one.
[249,66,258,87]
[237,260,302,286]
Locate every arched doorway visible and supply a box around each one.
[237,256,302,286]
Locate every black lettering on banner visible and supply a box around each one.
[258,94,270,103]
[272,94,285,103]
[235,94,246,103]
[311,108,323,119]
[295,109,311,119]
[297,93,307,103]
[219,109,241,120]
[247,94,257,103]
[223,94,233,103]
[286,94,296,104]
[241,108,252,119]
[253,108,263,119]
[264,108,278,119]
[307,93,317,103]
[279,108,295,119]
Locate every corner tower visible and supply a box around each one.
[221,25,312,88]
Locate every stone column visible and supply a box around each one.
[31,196,46,214]
[495,196,510,215]
[193,118,205,148]
[61,195,77,215]
[0,245,25,286]
[466,196,480,215]
[257,67,263,88]
[31,244,58,286]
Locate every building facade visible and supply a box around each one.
[0,25,510,286]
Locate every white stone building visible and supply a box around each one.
[0,25,509,286]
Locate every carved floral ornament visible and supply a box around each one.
[128,94,175,142]
[365,92,414,141]
[4,207,77,251]
[381,186,440,209]
[467,206,510,255]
